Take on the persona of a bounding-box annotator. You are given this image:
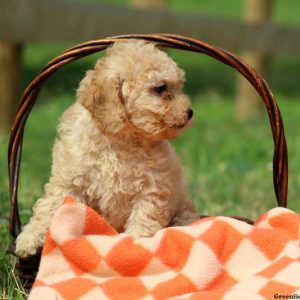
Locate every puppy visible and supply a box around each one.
[15,40,198,258]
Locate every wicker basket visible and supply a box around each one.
[7,34,288,290]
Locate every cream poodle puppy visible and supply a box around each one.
[15,40,198,258]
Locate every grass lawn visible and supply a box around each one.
[1,1,300,298]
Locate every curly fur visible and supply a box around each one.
[15,40,198,258]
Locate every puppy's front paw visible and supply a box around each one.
[125,223,163,239]
[125,228,147,239]
[15,232,42,258]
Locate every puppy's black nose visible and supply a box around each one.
[187,108,193,120]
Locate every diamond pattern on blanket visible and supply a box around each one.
[155,229,195,270]
[87,235,124,257]
[248,227,289,260]
[174,218,214,238]
[199,220,244,264]
[269,212,300,239]
[228,275,268,292]
[50,200,87,245]
[225,238,271,280]
[105,236,152,276]
[151,274,198,299]
[77,287,108,300]
[60,237,102,274]
[258,257,294,278]
[273,261,300,286]
[52,278,96,300]
[42,232,58,255]
[204,269,237,290]
[37,247,77,284]
[215,216,251,234]
[28,196,300,300]
[140,267,177,290]
[180,240,221,289]
[83,207,117,236]
[139,257,174,276]
[100,277,148,300]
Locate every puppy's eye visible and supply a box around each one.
[153,84,167,94]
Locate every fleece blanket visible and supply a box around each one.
[29,196,300,300]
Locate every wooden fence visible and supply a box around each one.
[0,0,300,131]
[1,0,300,55]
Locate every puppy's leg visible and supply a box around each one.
[172,198,199,226]
[15,194,64,258]
[125,194,170,239]
[172,210,199,226]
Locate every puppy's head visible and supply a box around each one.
[77,40,193,140]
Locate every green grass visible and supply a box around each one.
[1,48,300,298]
[1,1,300,298]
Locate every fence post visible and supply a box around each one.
[235,0,273,120]
[0,42,22,133]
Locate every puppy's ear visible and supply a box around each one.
[77,66,126,135]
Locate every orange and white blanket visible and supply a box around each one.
[29,196,300,300]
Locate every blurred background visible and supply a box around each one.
[0,0,300,297]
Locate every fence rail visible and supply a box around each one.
[0,0,300,56]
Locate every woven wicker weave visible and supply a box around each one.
[7,34,288,289]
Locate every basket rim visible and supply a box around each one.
[8,33,288,240]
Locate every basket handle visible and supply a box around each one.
[8,34,288,239]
